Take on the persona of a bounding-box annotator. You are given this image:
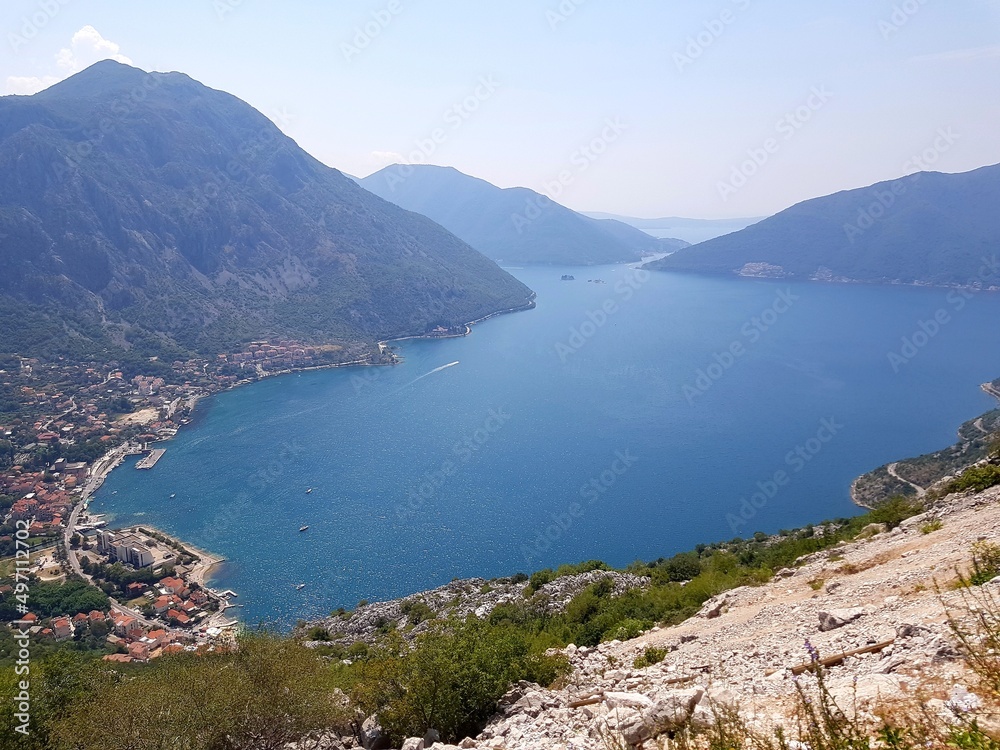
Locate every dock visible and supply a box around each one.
[135,448,166,470]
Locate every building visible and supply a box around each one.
[97,529,154,568]
[127,642,150,662]
[51,617,73,641]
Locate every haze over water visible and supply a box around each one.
[92,266,1000,627]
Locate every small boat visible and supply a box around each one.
[169,494,176,499]
[295,583,306,590]
[305,488,313,494]
[299,525,309,532]
[111,490,118,495]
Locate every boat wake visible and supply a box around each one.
[391,361,459,395]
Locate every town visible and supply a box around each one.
[0,338,390,662]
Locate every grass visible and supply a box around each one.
[921,519,944,534]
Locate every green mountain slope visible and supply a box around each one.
[648,164,1000,287]
[360,164,688,265]
[0,62,533,360]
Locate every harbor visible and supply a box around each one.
[136,448,166,470]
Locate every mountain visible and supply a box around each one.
[583,212,763,245]
[648,164,1000,287]
[0,62,534,361]
[359,165,688,265]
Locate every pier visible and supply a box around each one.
[135,448,166,470]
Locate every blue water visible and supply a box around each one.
[91,266,1000,627]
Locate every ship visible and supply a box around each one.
[299,525,309,532]
[295,583,306,590]
[305,488,313,494]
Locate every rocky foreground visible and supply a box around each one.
[328,484,1000,750]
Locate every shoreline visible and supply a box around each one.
[70,297,538,586]
[131,524,226,588]
[849,380,1000,509]
[641,265,1000,294]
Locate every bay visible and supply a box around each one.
[91,265,1000,627]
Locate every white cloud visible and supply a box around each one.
[371,150,406,164]
[5,26,132,95]
[5,76,60,96]
[55,25,133,72]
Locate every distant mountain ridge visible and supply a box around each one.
[583,212,763,245]
[360,165,688,265]
[648,164,1000,288]
[0,62,534,361]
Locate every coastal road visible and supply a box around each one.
[64,444,130,577]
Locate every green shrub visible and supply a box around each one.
[949,465,1000,494]
[633,646,668,669]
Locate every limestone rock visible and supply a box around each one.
[818,607,865,632]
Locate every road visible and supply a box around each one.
[886,462,926,497]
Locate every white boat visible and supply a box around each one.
[295,583,306,590]
[299,525,309,532]
[305,488,313,494]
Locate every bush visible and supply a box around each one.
[633,646,668,669]
[867,495,924,530]
[349,619,568,743]
[949,465,1000,494]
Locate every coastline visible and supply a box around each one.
[849,380,1000,509]
[133,524,225,588]
[69,296,538,581]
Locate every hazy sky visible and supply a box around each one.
[3,1,999,219]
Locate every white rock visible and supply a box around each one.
[604,691,654,710]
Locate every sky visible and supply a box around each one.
[2,1,999,219]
